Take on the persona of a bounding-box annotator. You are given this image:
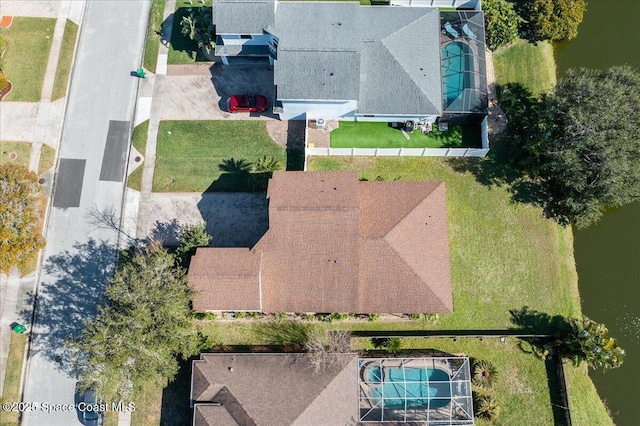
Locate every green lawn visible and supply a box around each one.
[308,156,580,329]
[0,17,56,101]
[168,0,213,65]
[51,19,78,101]
[1,141,32,168]
[330,122,482,149]
[0,333,27,426]
[39,144,56,175]
[143,0,167,73]
[153,120,286,192]
[1,141,56,175]
[492,38,557,96]
[127,120,149,191]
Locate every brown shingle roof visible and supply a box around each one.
[189,172,452,314]
[191,353,358,426]
[188,248,261,312]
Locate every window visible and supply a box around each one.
[240,35,252,39]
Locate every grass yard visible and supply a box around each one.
[1,141,56,175]
[127,121,149,191]
[0,333,27,426]
[307,156,581,329]
[51,19,78,101]
[0,17,56,102]
[330,122,482,149]
[38,144,56,175]
[153,120,286,192]
[143,0,167,73]
[168,0,213,65]
[1,141,32,168]
[492,38,557,96]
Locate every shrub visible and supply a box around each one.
[386,338,402,354]
[0,72,8,91]
[180,6,215,53]
[475,393,500,421]
[472,360,499,389]
[482,0,519,50]
[327,312,352,323]
[368,313,380,322]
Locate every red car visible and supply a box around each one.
[227,94,269,113]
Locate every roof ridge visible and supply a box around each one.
[380,11,441,113]
[382,182,451,311]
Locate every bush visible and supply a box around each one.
[180,6,215,53]
[327,313,353,323]
[0,72,8,91]
[475,393,500,421]
[482,0,519,50]
[386,338,402,354]
[472,360,499,389]
[368,313,380,322]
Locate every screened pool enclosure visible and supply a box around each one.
[358,357,474,424]
[440,11,488,120]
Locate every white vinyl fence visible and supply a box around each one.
[390,0,481,10]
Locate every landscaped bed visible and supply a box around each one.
[168,0,213,65]
[153,120,286,192]
[0,17,56,102]
[330,121,482,149]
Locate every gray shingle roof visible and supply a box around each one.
[274,50,361,100]
[213,0,275,34]
[267,3,442,114]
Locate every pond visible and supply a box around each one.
[554,1,640,424]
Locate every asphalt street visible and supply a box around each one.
[21,1,150,425]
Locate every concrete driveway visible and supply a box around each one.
[140,192,269,248]
[157,64,277,120]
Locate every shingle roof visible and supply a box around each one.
[188,248,261,312]
[213,0,275,35]
[190,172,452,314]
[191,353,358,426]
[268,3,442,114]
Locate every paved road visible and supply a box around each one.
[21,1,150,425]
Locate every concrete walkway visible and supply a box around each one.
[0,0,85,400]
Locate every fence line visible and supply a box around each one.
[306,146,489,157]
[390,0,480,9]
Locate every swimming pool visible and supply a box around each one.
[441,41,474,108]
[369,367,451,409]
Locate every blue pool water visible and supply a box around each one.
[441,42,473,108]
[369,368,451,409]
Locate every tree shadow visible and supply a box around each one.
[509,306,571,335]
[20,239,117,375]
[148,218,182,246]
[447,83,547,207]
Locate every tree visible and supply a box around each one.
[518,0,587,41]
[0,164,45,272]
[72,247,198,401]
[517,66,640,228]
[482,0,519,50]
[557,316,625,371]
[253,156,282,174]
[175,222,211,266]
[304,329,352,373]
[180,6,215,54]
[472,360,498,390]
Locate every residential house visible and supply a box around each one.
[188,171,452,314]
[212,0,488,124]
[190,353,475,425]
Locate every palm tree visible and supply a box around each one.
[472,360,498,390]
[560,316,625,371]
[253,155,282,174]
[475,394,500,421]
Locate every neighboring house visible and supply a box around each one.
[213,0,488,124]
[190,353,475,425]
[188,171,452,314]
